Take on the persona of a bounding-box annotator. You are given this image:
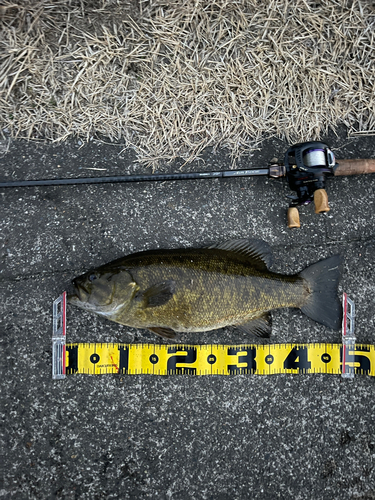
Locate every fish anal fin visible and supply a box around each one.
[148,327,176,339]
[143,280,175,308]
[237,312,272,338]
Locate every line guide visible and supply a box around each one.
[52,293,374,378]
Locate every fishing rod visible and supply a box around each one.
[1,141,374,228]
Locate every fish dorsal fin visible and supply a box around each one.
[207,239,272,270]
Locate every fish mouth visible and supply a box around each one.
[67,279,89,304]
[67,292,80,304]
[67,289,95,312]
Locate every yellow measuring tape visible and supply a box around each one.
[52,292,373,379]
[65,343,375,376]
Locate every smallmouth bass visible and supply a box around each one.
[68,239,342,339]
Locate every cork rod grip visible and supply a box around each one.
[335,159,375,176]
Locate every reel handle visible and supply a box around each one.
[287,189,330,228]
[314,188,330,213]
[287,207,301,228]
[334,158,375,176]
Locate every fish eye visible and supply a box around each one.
[89,273,97,282]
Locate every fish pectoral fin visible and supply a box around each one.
[142,280,176,308]
[148,327,177,339]
[237,312,272,338]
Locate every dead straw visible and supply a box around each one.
[0,0,374,166]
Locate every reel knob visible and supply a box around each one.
[287,207,301,228]
[314,188,330,213]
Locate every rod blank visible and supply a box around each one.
[0,168,269,188]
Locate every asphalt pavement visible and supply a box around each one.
[1,127,374,499]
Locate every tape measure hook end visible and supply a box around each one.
[341,293,356,380]
[52,292,67,380]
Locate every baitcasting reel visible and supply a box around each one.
[282,141,337,228]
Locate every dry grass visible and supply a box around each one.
[1,0,374,165]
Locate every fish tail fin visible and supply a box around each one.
[299,255,342,330]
